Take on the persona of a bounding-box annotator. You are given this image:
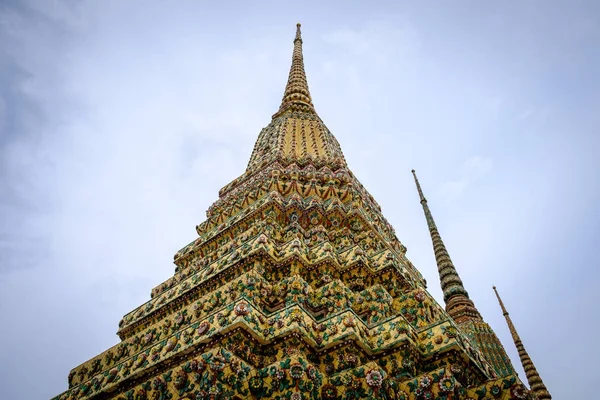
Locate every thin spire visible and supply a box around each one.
[493,286,552,399]
[411,169,482,323]
[275,23,315,116]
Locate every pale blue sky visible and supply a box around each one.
[1,1,598,398]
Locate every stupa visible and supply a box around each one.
[53,24,550,400]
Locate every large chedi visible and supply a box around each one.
[54,25,548,400]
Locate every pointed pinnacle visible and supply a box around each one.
[412,170,482,323]
[275,23,315,116]
[493,287,551,399]
[411,169,427,203]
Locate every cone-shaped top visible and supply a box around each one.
[276,23,315,116]
[411,170,482,323]
[493,287,552,399]
[243,24,347,174]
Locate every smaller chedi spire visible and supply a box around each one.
[411,170,482,323]
[275,23,315,116]
[493,286,552,399]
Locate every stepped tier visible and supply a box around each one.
[53,24,538,400]
[58,181,529,399]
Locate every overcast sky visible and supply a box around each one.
[1,1,599,398]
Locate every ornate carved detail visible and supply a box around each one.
[53,25,541,400]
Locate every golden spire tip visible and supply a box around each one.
[295,23,302,41]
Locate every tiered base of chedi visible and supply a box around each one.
[54,24,539,400]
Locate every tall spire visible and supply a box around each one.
[275,23,315,116]
[493,286,552,399]
[244,24,347,174]
[411,169,482,323]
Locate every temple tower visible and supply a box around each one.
[411,170,516,378]
[494,286,552,399]
[54,24,542,400]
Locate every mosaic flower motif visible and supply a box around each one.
[151,348,161,362]
[344,353,358,366]
[414,291,426,302]
[249,376,263,392]
[303,379,315,392]
[289,363,304,379]
[438,376,456,393]
[290,392,302,400]
[234,301,250,316]
[270,366,285,380]
[134,354,146,369]
[422,390,434,399]
[321,384,338,400]
[143,331,154,345]
[490,384,502,397]
[397,390,409,400]
[151,377,166,391]
[341,374,352,385]
[197,321,210,336]
[343,315,356,327]
[236,366,247,380]
[291,309,303,322]
[209,357,226,372]
[164,337,178,352]
[307,365,317,379]
[419,375,432,388]
[366,369,384,388]
[510,384,528,399]
[174,369,188,389]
